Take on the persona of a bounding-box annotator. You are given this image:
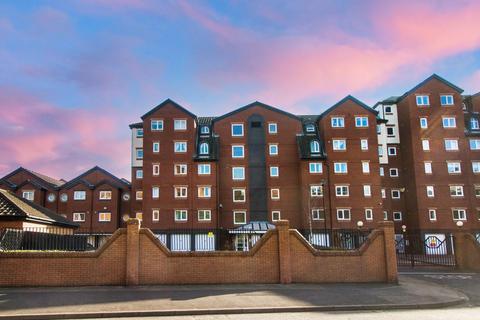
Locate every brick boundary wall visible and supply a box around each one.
[454,232,480,272]
[0,219,398,287]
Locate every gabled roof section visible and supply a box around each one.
[198,117,217,126]
[0,189,78,227]
[0,167,64,190]
[212,101,300,123]
[320,95,378,119]
[141,98,197,120]
[398,74,464,103]
[129,122,143,129]
[60,166,130,190]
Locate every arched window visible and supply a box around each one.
[471,118,479,130]
[200,142,209,155]
[306,124,315,132]
[310,140,320,153]
[201,126,210,134]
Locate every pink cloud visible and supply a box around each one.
[462,70,480,93]
[0,87,131,180]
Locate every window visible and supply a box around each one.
[331,117,344,128]
[309,162,322,173]
[174,141,187,153]
[198,209,211,221]
[387,126,394,136]
[473,161,480,173]
[362,161,370,174]
[361,139,368,150]
[175,210,187,221]
[272,211,281,221]
[447,162,461,174]
[377,125,381,134]
[440,94,454,106]
[99,212,111,222]
[363,185,372,197]
[470,139,480,150]
[387,147,397,156]
[232,145,245,158]
[198,186,211,198]
[452,209,467,221]
[471,118,480,130]
[416,95,429,106]
[136,148,144,159]
[74,191,86,200]
[422,140,430,151]
[389,168,399,177]
[391,189,400,199]
[355,116,368,127]
[174,186,188,198]
[70,212,85,222]
[305,124,315,132]
[420,117,428,129]
[450,185,464,197]
[152,187,159,199]
[335,185,349,197]
[384,211,389,221]
[337,209,351,221]
[381,188,386,198]
[334,162,347,173]
[136,129,144,138]
[378,145,383,156]
[232,167,245,180]
[332,139,346,151]
[270,166,279,177]
[200,126,210,134]
[393,212,402,221]
[380,167,384,176]
[151,119,163,131]
[442,117,456,128]
[174,164,187,175]
[269,144,278,155]
[385,106,392,113]
[310,140,320,153]
[310,185,323,197]
[199,142,209,155]
[424,162,432,174]
[22,190,34,201]
[271,188,280,199]
[312,209,325,220]
[426,186,435,198]
[198,164,211,175]
[99,191,112,200]
[136,169,143,179]
[174,119,187,131]
[152,209,160,222]
[444,139,459,151]
[429,209,437,221]
[153,164,160,176]
[152,142,160,153]
[231,123,244,136]
[234,211,246,224]
[136,191,143,200]
[268,123,278,134]
[475,185,480,197]
[365,209,373,221]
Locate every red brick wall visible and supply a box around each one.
[0,220,397,286]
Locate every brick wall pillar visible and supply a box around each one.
[454,232,480,272]
[275,220,292,284]
[376,221,398,283]
[126,218,140,286]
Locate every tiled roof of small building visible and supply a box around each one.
[197,117,216,126]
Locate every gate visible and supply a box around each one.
[395,233,456,267]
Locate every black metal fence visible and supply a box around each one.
[299,229,371,250]
[0,228,111,252]
[395,233,456,267]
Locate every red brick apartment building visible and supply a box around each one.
[0,166,131,233]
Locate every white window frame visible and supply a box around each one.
[22,190,35,201]
[309,162,322,173]
[99,190,112,200]
[198,186,211,198]
[136,191,143,200]
[389,168,399,177]
[199,142,209,155]
[424,162,432,174]
[426,186,435,198]
[312,209,324,220]
[365,209,373,221]
[335,185,349,197]
[447,162,461,174]
[428,209,437,221]
[472,161,480,174]
[333,162,347,173]
[198,164,211,175]
[135,212,143,221]
[391,189,401,199]
[270,166,279,177]
[174,186,188,199]
[73,212,85,222]
[272,211,281,221]
[331,117,345,128]
[152,209,160,222]
[362,161,370,174]
[232,188,246,202]
[268,122,278,134]
[174,141,187,153]
[136,169,143,179]
[152,164,160,176]
[442,117,456,128]
[232,145,245,158]
[152,141,160,153]
[336,208,351,221]
[363,185,372,197]
[74,191,86,201]
[271,188,280,200]
[355,116,368,127]
[174,164,187,175]
[416,95,430,106]
[269,144,278,155]
[332,139,346,151]
[174,119,187,131]
[152,187,160,199]
[381,188,386,198]
[470,139,480,150]
[440,94,454,106]
[99,212,111,222]
[310,185,323,197]
[231,123,244,137]
[233,211,246,225]
[444,139,459,151]
[420,117,428,129]
[198,209,211,221]
[151,119,164,131]
[360,139,368,151]
[174,210,188,222]
[232,167,245,180]
[449,185,464,197]
[452,209,467,221]
[387,147,397,156]
[393,212,402,221]
[310,140,320,153]
[422,139,430,151]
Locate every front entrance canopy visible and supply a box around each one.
[229,221,275,234]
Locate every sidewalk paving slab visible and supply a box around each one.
[0,275,468,320]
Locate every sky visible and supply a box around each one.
[1,0,480,181]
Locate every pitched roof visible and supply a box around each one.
[197,117,217,126]
[0,167,64,190]
[213,101,300,123]
[0,189,78,227]
[320,95,378,118]
[141,98,197,120]
[397,74,464,103]
[60,166,130,190]
[128,122,143,129]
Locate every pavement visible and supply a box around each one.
[0,274,472,320]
